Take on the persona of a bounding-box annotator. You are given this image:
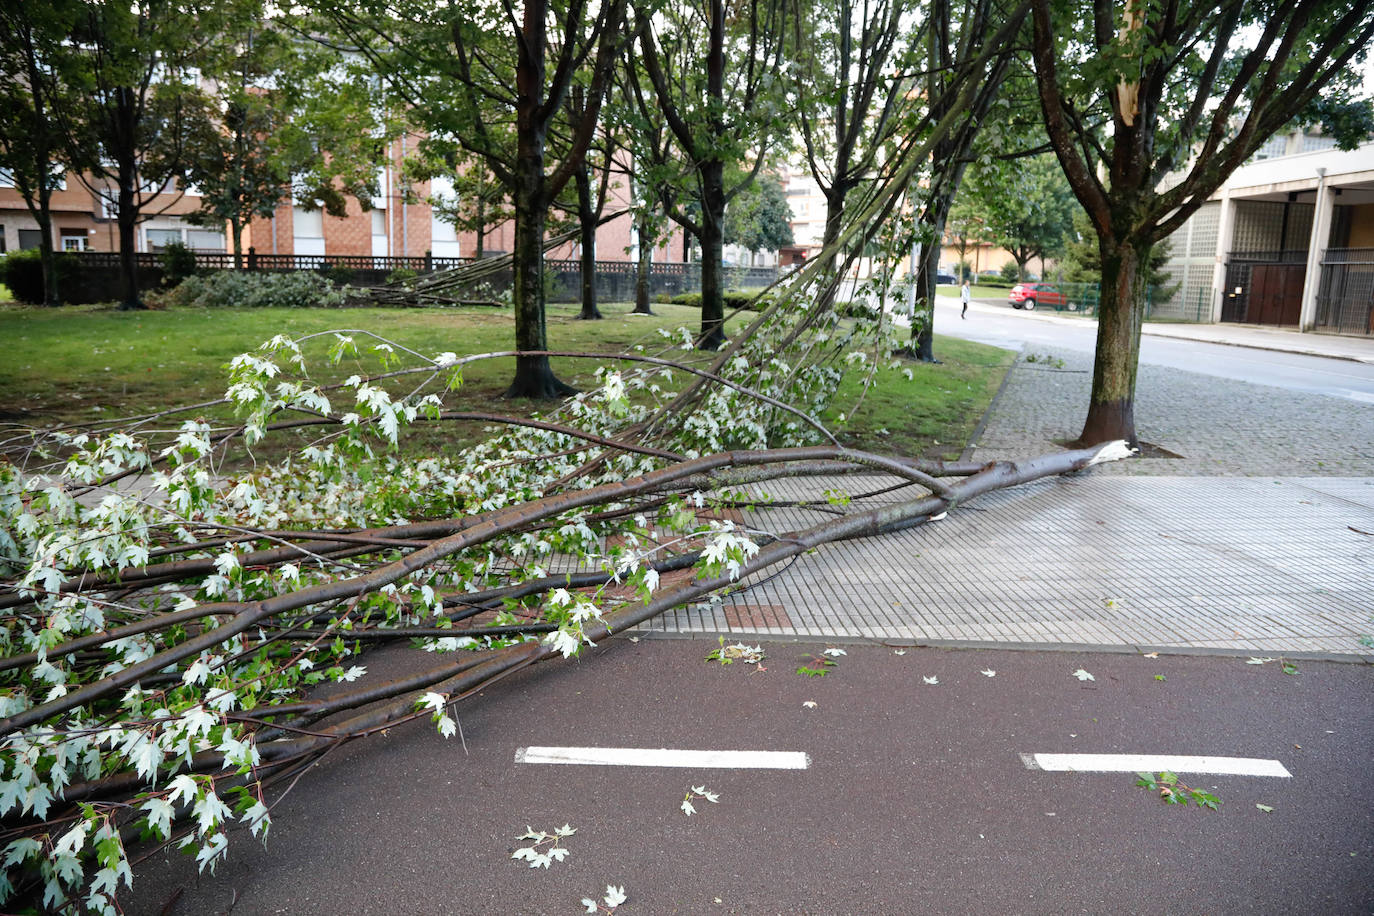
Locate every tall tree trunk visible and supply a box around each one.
[908,181,953,362]
[116,173,142,311]
[503,0,573,399]
[698,158,727,350]
[231,217,244,270]
[1077,239,1147,448]
[695,0,727,351]
[35,203,60,307]
[475,194,485,258]
[574,166,601,320]
[633,211,654,314]
[505,163,572,398]
[813,192,848,311]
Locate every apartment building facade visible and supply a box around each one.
[1155,132,1374,335]
[1,135,684,272]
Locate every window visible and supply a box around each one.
[145,228,182,251]
[61,231,88,251]
[292,207,325,257]
[185,229,225,251]
[0,169,13,188]
[18,229,43,250]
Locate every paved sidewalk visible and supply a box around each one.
[641,317,1374,660]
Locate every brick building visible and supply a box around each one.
[1,136,685,270]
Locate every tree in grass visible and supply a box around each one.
[630,0,788,350]
[319,0,629,398]
[788,0,918,307]
[0,0,86,306]
[961,152,1076,282]
[724,173,795,265]
[1029,0,1374,447]
[182,20,389,267]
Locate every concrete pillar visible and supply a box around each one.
[1210,187,1235,323]
[1299,168,1334,332]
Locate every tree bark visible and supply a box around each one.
[695,0,728,351]
[633,210,654,314]
[574,165,602,320]
[505,161,574,399]
[475,194,485,259]
[35,206,60,307]
[1077,238,1147,447]
[502,0,573,399]
[116,171,142,310]
[698,178,727,350]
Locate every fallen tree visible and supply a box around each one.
[0,316,1129,909]
[1,7,1111,901]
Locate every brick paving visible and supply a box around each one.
[637,330,1374,659]
[968,346,1374,476]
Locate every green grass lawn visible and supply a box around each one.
[0,301,1011,462]
[937,283,1014,300]
[823,336,1015,461]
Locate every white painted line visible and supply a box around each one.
[515,746,810,769]
[1023,753,1291,778]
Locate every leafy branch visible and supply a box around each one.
[1135,772,1220,810]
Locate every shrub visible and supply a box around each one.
[386,267,419,287]
[160,242,199,288]
[999,262,1020,283]
[319,264,356,286]
[161,270,348,309]
[0,248,80,305]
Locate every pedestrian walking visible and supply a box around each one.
[960,279,970,319]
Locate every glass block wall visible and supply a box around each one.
[1154,201,1221,320]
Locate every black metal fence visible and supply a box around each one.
[1315,248,1374,337]
[61,249,780,304]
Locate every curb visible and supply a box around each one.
[628,630,1374,665]
[960,348,1021,462]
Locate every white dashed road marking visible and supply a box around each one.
[515,746,811,769]
[1021,753,1291,777]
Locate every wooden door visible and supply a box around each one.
[1249,264,1305,326]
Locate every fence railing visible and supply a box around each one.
[1315,248,1374,336]
[71,249,475,273]
[59,248,782,304]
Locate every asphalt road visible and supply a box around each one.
[126,637,1374,916]
[929,299,1374,404]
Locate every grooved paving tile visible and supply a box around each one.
[636,475,1374,656]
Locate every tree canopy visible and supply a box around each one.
[1029,0,1374,446]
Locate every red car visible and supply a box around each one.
[1008,282,1068,310]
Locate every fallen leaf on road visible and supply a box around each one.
[892,649,907,656]
[1246,657,1274,665]
[1143,652,1159,659]
[1256,804,1274,813]
[802,701,817,708]
[823,648,847,658]
[922,675,939,685]
[980,669,996,677]
[1072,669,1095,681]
